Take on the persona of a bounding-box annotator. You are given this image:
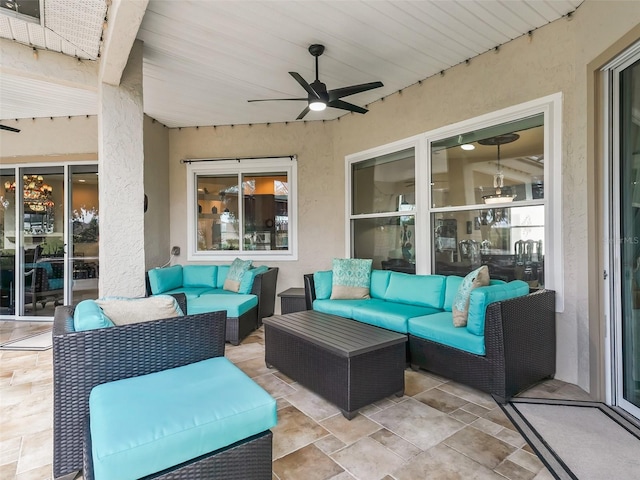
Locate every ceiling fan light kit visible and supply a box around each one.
[248,44,383,120]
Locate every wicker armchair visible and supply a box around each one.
[52,294,227,479]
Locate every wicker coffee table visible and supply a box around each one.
[263,310,407,419]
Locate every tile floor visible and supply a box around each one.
[0,320,594,480]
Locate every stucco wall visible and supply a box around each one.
[144,116,171,270]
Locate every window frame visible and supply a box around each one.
[345,93,564,311]
[186,157,298,261]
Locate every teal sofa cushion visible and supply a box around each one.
[351,301,442,334]
[89,357,277,480]
[384,272,446,309]
[49,278,64,290]
[182,265,217,288]
[330,258,373,299]
[238,265,269,294]
[313,298,371,318]
[466,280,530,336]
[370,269,391,299]
[148,265,183,294]
[73,300,114,331]
[216,265,230,289]
[314,270,333,300]
[443,276,506,312]
[189,293,258,317]
[452,266,490,327]
[408,312,486,355]
[162,287,211,301]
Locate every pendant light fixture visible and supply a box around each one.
[479,133,519,204]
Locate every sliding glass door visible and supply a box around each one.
[0,163,98,320]
[609,43,640,419]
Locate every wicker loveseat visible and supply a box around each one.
[52,294,234,480]
[304,270,556,402]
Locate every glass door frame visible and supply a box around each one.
[0,161,98,321]
[604,39,640,419]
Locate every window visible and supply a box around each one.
[347,144,417,272]
[346,94,563,310]
[187,157,297,261]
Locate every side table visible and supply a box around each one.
[278,288,306,314]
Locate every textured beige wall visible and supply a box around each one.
[168,121,338,293]
[144,116,171,270]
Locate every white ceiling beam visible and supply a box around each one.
[100,0,149,86]
[0,37,98,90]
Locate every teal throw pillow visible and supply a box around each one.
[223,258,253,292]
[452,265,490,327]
[74,300,115,331]
[330,258,373,300]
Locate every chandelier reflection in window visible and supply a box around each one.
[479,133,519,204]
[4,175,54,212]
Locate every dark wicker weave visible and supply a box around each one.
[52,295,227,479]
[409,289,556,402]
[264,311,406,419]
[278,288,307,314]
[83,427,273,480]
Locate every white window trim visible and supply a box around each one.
[345,93,564,312]
[186,157,298,262]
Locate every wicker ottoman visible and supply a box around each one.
[263,310,407,419]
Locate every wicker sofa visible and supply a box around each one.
[304,270,556,402]
[146,264,278,345]
[52,294,240,480]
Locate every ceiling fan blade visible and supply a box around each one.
[0,124,20,133]
[328,81,384,101]
[327,99,368,114]
[248,98,307,102]
[296,106,310,120]
[289,72,320,99]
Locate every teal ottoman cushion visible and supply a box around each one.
[189,293,258,317]
[89,357,277,480]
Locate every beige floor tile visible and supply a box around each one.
[403,369,444,396]
[273,444,343,480]
[437,382,497,410]
[507,448,545,474]
[470,416,505,436]
[449,407,479,424]
[224,341,264,363]
[0,461,17,479]
[483,405,518,431]
[369,398,465,450]
[14,463,53,480]
[329,471,356,480]
[443,425,516,469]
[234,355,273,378]
[495,427,527,448]
[413,386,469,413]
[0,436,22,466]
[16,428,53,474]
[314,434,347,455]
[532,467,556,479]
[272,370,295,384]
[320,412,382,445]
[253,372,299,398]
[272,405,329,459]
[494,459,537,480]
[391,443,505,480]
[369,428,421,460]
[331,436,405,480]
[285,385,341,421]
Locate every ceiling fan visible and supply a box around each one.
[248,44,384,120]
[0,124,20,133]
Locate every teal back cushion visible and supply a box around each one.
[370,270,391,299]
[148,265,183,294]
[444,276,506,312]
[183,265,217,288]
[74,299,115,331]
[238,266,269,294]
[466,280,530,336]
[216,266,230,288]
[313,270,333,300]
[384,272,446,309]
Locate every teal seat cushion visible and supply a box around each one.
[384,272,446,309]
[48,278,64,290]
[189,293,258,317]
[370,269,391,299]
[73,299,115,331]
[313,270,333,300]
[312,298,369,318]
[466,280,530,336]
[408,312,486,355]
[148,265,183,294]
[182,265,217,288]
[216,265,230,288]
[352,301,442,334]
[162,287,211,301]
[238,265,269,294]
[89,357,277,480]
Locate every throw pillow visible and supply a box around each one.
[73,299,115,331]
[452,265,490,327]
[330,258,373,300]
[223,257,253,292]
[95,295,184,326]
